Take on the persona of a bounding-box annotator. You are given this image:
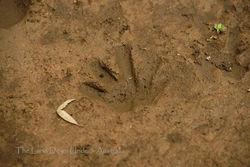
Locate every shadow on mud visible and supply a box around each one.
[0,0,29,28]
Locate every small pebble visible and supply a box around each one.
[206,56,211,61]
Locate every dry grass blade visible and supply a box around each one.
[56,99,82,127]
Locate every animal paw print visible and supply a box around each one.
[80,44,167,112]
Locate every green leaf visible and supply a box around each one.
[218,23,222,29]
[214,23,226,33]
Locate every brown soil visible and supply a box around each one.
[0,0,249,166]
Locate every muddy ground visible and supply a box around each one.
[0,0,250,166]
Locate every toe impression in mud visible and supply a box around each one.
[80,44,167,112]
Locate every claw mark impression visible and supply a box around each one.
[56,99,82,127]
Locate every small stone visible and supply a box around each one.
[206,56,211,61]
[73,0,80,5]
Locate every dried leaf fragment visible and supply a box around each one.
[56,99,82,127]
